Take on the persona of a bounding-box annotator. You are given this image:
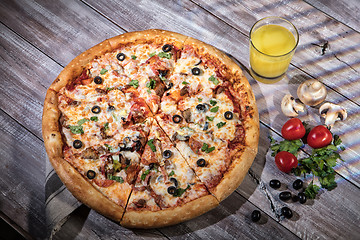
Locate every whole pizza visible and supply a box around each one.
[42,29,259,228]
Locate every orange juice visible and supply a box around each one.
[249,19,298,84]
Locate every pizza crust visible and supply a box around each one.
[121,194,218,228]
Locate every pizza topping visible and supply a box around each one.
[86,170,96,179]
[189,136,203,153]
[172,115,182,123]
[91,106,101,114]
[201,143,215,153]
[163,150,172,159]
[224,111,233,120]
[216,122,226,129]
[181,109,192,123]
[180,87,189,96]
[196,104,207,112]
[208,75,219,85]
[100,68,108,75]
[168,170,175,176]
[69,125,84,134]
[167,186,176,195]
[73,140,83,149]
[94,76,103,84]
[126,164,140,184]
[210,106,219,113]
[203,122,209,131]
[128,79,139,89]
[162,44,172,52]
[158,52,172,59]
[169,177,179,188]
[146,78,156,90]
[81,147,99,159]
[116,53,126,61]
[196,158,206,167]
[209,100,217,106]
[191,67,201,75]
[134,199,146,208]
[108,175,124,183]
[173,185,190,197]
[147,139,156,152]
[131,55,137,60]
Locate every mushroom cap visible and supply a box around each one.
[319,102,347,126]
[281,94,305,117]
[297,79,327,106]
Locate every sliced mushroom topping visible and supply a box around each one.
[297,79,327,106]
[181,108,192,123]
[319,102,347,127]
[281,94,305,117]
[180,87,189,96]
[172,132,190,141]
[81,147,99,159]
[134,199,146,208]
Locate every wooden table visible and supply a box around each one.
[1,0,359,239]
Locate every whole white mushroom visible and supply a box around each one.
[297,79,327,106]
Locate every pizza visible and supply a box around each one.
[42,29,259,228]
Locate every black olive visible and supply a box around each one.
[91,106,101,114]
[196,104,206,111]
[86,170,96,179]
[149,163,155,170]
[162,44,172,52]
[73,140,83,149]
[170,177,178,188]
[251,210,261,222]
[224,111,233,120]
[125,159,131,165]
[163,150,172,159]
[116,53,126,61]
[159,70,168,77]
[293,179,303,190]
[166,82,174,90]
[197,158,206,167]
[123,136,131,145]
[167,186,176,195]
[298,192,307,204]
[172,115,182,123]
[279,191,292,201]
[191,67,201,75]
[108,105,115,111]
[281,207,293,219]
[195,60,202,66]
[269,179,281,189]
[203,122,209,131]
[94,76,103,84]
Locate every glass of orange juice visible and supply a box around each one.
[249,16,299,84]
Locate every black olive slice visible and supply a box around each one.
[170,177,178,188]
[94,76,103,84]
[167,186,176,195]
[162,44,172,52]
[195,60,202,66]
[149,163,155,170]
[191,67,201,75]
[197,158,206,167]
[73,140,83,149]
[116,53,126,61]
[196,104,206,112]
[108,105,115,111]
[86,170,96,179]
[172,115,182,123]
[224,111,233,120]
[163,150,172,159]
[203,122,209,131]
[91,106,101,114]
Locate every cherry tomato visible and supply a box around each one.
[281,118,306,140]
[307,125,332,148]
[275,151,298,173]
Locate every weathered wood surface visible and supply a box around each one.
[0,0,359,239]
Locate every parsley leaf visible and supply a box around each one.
[129,79,139,89]
[210,106,219,113]
[146,78,156,89]
[201,143,215,153]
[141,169,150,181]
[158,52,172,59]
[159,76,167,81]
[108,175,124,183]
[100,68,108,75]
[304,181,320,199]
[149,52,156,57]
[147,89,151,94]
[206,116,214,121]
[208,75,219,85]
[216,122,226,129]
[270,139,303,156]
[69,125,84,134]
[173,185,190,197]
[77,118,89,125]
[104,143,112,151]
[198,98,202,102]
[131,55,137,60]
[210,100,217,106]
[90,116,98,122]
[168,170,175,177]
[147,139,156,152]
[104,122,109,130]
[182,81,189,85]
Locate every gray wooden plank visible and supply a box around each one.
[304,0,360,32]
[192,0,360,105]
[0,0,124,66]
[0,109,46,239]
[0,23,62,139]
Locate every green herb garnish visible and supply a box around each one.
[210,106,219,113]
[169,170,175,177]
[210,100,217,106]
[108,175,124,183]
[182,81,189,85]
[173,185,190,197]
[100,68,108,75]
[69,125,84,134]
[141,169,150,181]
[206,116,215,121]
[149,52,156,57]
[158,52,172,59]
[104,122,109,130]
[201,143,215,153]
[131,55,137,60]
[77,118,89,125]
[129,79,139,89]
[216,122,226,129]
[90,116,98,122]
[146,78,156,89]
[159,76,167,81]
[198,98,202,102]
[269,136,303,156]
[147,139,156,152]
[208,75,219,85]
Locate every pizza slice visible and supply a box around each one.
[121,120,218,228]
